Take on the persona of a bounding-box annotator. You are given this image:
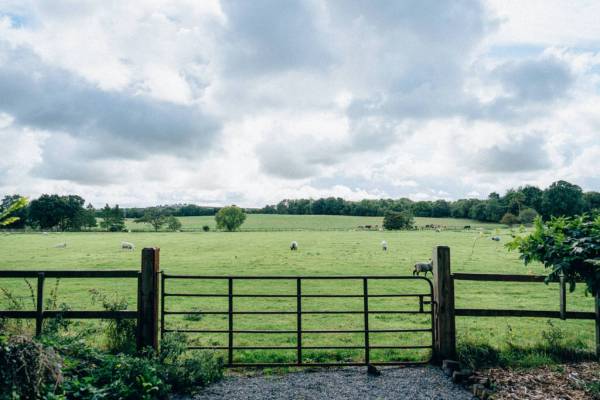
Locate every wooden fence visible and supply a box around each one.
[0,248,160,350]
[432,245,600,361]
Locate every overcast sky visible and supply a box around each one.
[1,1,599,207]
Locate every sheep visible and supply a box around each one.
[290,241,298,251]
[54,242,67,248]
[491,236,501,241]
[413,260,433,276]
[121,241,135,250]
[381,240,388,251]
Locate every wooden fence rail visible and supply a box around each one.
[0,248,160,351]
[436,266,600,359]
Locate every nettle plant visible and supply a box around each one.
[507,213,600,298]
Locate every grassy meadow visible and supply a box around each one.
[0,214,596,365]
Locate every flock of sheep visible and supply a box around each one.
[289,240,434,276]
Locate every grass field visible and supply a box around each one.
[123,214,504,232]
[0,215,596,365]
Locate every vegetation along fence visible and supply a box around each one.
[1,246,598,365]
[161,274,434,367]
[431,246,600,361]
[0,248,161,350]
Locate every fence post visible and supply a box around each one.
[138,248,160,351]
[595,291,600,359]
[432,245,456,363]
[35,272,45,337]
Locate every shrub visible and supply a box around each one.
[383,210,414,230]
[508,213,600,296]
[202,225,210,232]
[518,207,539,224]
[0,335,63,399]
[215,206,246,231]
[166,216,182,232]
[90,289,137,354]
[500,212,519,226]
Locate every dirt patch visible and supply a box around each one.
[484,362,600,399]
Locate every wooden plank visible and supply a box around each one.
[0,310,137,319]
[138,248,160,350]
[452,273,548,282]
[0,270,139,278]
[560,275,566,320]
[433,245,456,363]
[594,292,600,359]
[455,308,595,319]
[35,273,44,337]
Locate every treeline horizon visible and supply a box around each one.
[1,180,599,230]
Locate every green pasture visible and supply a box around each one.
[122,214,503,232]
[0,215,596,364]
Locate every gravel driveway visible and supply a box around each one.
[184,366,473,400]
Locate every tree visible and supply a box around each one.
[500,212,519,226]
[215,206,246,231]
[81,203,97,230]
[431,200,451,218]
[166,216,182,232]
[99,204,125,232]
[383,210,414,230]
[507,213,600,297]
[518,208,538,224]
[519,185,543,212]
[541,180,585,219]
[584,191,600,212]
[135,208,167,231]
[0,196,28,227]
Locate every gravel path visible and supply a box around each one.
[185,366,473,400]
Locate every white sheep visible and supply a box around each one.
[290,241,298,251]
[121,241,135,250]
[381,240,388,251]
[54,242,67,248]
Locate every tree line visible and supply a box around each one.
[257,180,600,224]
[1,180,599,231]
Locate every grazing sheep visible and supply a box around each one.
[42,232,49,235]
[463,225,471,230]
[413,260,433,276]
[381,240,388,251]
[121,241,135,250]
[290,241,298,251]
[491,236,501,241]
[54,242,67,248]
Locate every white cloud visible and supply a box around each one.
[0,0,599,207]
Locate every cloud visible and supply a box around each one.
[0,1,599,206]
[0,45,221,162]
[468,133,552,173]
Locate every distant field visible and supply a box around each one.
[0,214,595,364]
[124,214,504,232]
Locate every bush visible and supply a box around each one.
[166,216,182,232]
[500,212,519,226]
[202,225,210,232]
[90,290,137,354]
[215,206,246,231]
[383,210,414,230]
[0,335,63,399]
[518,207,539,224]
[508,213,600,296]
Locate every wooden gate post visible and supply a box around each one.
[432,245,456,363]
[138,248,160,351]
[595,292,599,359]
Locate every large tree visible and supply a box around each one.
[99,204,125,232]
[215,206,246,231]
[541,180,585,219]
[135,208,167,231]
[383,210,414,230]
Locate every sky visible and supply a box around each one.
[1,0,600,208]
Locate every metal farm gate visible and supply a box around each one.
[160,274,434,367]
